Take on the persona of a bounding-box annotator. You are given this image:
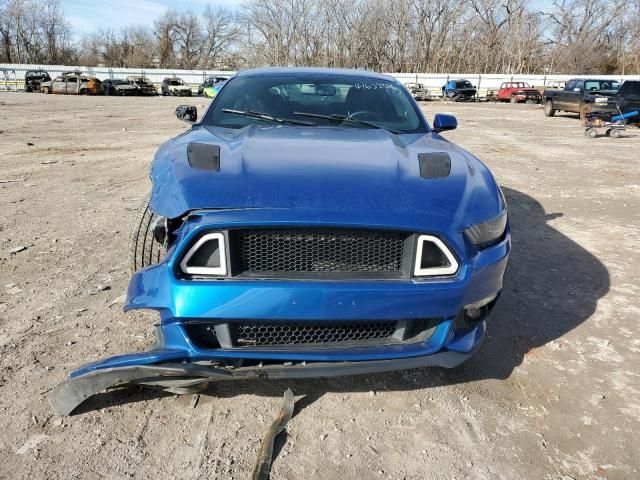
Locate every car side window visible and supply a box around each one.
[565,80,575,91]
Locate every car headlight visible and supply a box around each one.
[464,209,507,248]
[594,97,609,103]
[180,232,228,276]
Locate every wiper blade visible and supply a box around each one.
[222,109,316,126]
[293,111,401,134]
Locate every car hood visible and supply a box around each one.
[150,125,502,229]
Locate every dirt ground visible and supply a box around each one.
[0,93,639,480]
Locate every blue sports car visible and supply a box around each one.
[50,68,510,415]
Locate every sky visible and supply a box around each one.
[62,0,241,35]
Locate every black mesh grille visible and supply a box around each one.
[184,318,441,349]
[230,228,408,276]
[234,320,397,346]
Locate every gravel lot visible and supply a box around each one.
[0,93,639,480]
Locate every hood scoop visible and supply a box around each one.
[418,152,451,179]
[188,143,220,171]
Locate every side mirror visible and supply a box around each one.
[432,113,457,133]
[176,105,197,123]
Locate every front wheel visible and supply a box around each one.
[510,95,517,104]
[42,87,50,94]
[544,99,556,117]
[128,194,165,273]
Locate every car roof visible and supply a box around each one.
[235,67,396,82]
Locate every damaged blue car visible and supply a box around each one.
[50,68,510,415]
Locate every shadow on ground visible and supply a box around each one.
[73,186,610,415]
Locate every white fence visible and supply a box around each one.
[2,63,639,93]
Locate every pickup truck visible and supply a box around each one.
[543,78,621,121]
[497,82,541,103]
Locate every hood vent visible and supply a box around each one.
[187,143,220,171]
[418,152,451,179]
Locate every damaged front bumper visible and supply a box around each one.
[49,322,485,416]
[50,210,509,415]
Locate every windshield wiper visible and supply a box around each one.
[222,109,316,126]
[292,111,401,134]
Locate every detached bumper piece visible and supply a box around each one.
[48,330,482,416]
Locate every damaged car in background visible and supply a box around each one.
[497,82,541,104]
[127,76,157,96]
[41,71,103,95]
[23,70,51,92]
[161,77,193,96]
[198,75,229,96]
[404,83,430,101]
[442,79,477,101]
[103,78,139,96]
[50,67,510,415]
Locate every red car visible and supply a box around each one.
[498,82,541,104]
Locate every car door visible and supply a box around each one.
[564,80,583,112]
[52,77,65,94]
[498,83,507,100]
[66,76,79,94]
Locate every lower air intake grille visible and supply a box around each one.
[234,320,397,346]
[230,228,409,277]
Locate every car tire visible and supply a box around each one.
[544,99,556,117]
[42,87,50,94]
[129,194,165,273]
[510,95,516,103]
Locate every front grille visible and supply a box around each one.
[229,228,409,277]
[234,320,397,346]
[184,318,440,350]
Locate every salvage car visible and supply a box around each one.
[161,77,192,96]
[202,81,226,98]
[41,71,103,95]
[543,78,621,122]
[103,78,138,96]
[126,76,157,96]
[198,75,229,96]
[23,70,51,92]
[497,82,541,103]
[442,79,476,101]
[404,82,430,101]
[50,67,510,415]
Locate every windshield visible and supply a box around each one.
[204,74,426,133]
[584,80,620,91]
[456,81,472,88]
[169,80,184,86]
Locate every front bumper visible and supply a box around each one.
[51,211,510,414]
[49,327,484,416]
